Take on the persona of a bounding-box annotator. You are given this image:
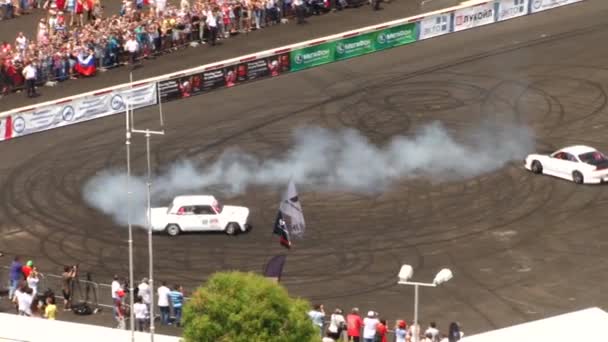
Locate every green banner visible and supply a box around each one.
[289,23,418,71]
[373,23,417,51]
[290,42,336,71]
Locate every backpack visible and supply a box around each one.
[72,302,93,315]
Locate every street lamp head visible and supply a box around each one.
[398,264,414,283]
[433,268,453,285]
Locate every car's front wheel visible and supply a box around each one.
[225,223,238,236]
[166,224,181,236]
[572,171,584,184]
[531,160,543,174]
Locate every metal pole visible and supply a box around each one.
[125,102,135,341]
[414,284,419,342]
[157,83,164,128]
[145,131,155,342]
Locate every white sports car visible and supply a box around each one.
[524,145,608,184]
[148,195,251,236]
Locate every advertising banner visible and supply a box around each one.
[159,53,290,102]
[530,0,582,13]
[290,42,336,72]
[335,33,376,61]
[374,23,418,51]
[453,2,496,32]
[10,84,156,138]
[498,0,529,21]
[0,116,8,141]
[419,12,452,40]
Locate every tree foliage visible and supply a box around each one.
[182,271,319,342]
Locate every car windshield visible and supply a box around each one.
[579,151,608,165]
[212,200,223,214]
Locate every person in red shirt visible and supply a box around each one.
[346,307,363,342]
[376,319,388,342]
[22,260,33,279]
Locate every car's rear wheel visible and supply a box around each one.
[166,224,181,236]
[573,171,584,184]
[531,160,543,174]
[225,223,238,236]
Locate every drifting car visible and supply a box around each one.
[524,145,608,184]
[149,195,251,236]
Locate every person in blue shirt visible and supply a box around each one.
[168,285,184,326]
[8,256,23,299]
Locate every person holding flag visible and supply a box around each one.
[74,48,96,77]
[272,179,305,249]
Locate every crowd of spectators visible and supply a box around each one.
[309,305,464,342]
[0,0,369,98]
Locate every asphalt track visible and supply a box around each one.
[0,0,449,112]
[2,0,608,336]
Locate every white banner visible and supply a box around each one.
[10,83,156,138]
[0,117,8,142]
[498,0,529,21]
[453,2,496,32]
[419,12,453,40]
[530,0,582,13]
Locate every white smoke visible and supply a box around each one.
[82,122,534,226]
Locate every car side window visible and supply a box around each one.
[565,153,577,162]
[177,206,194,215]
[193,205,215,215]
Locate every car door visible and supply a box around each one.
[192,205,217,231]
[550,152,577,179]
[175,206,199,231]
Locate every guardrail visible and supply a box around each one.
[0,0,585,142]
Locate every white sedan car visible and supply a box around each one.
[149,195,251,236]
[524,145,608,184]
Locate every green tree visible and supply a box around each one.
[182,271,319,342]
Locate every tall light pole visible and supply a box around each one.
[125,101,136,341]
[127,73,165,341]
[397,265,453,342]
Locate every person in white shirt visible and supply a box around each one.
[327,308,346,340]
[137,278,152,311]
[362,311,379,342]
[124,35,140,68]
[155,0,166,16]
[111,275,121,320]
[133,296,149,332]
[22,61,38,98]
[292,0,305,24]
[14,287,34,316]
[307,304,325,337]
[425,322,439,341]
[157,281,171,325]
[205,9,218,46]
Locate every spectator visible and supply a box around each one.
[347,307,363,342]
[362,311,379,342]
[307,304,325,337]
[137,277,152,313]
[21,260,33,279]
[22,60,38,97]
[425,322,439,342]
[44,296,57,320]
[115,288,126,329]
[447,322,462,342]
[395,320,408,342]
[8,256,23,300]
[124,33,140,68]
[327,307,346,340]
[376,318,388,342]
[133,295,149,332]
[26,266,42,296]
[61,265,76,311]
[13,286,33,317]
[168,284,184,326]
[157,281,171,325]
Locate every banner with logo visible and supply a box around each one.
[498,0,529,20]
[10,83,156,138]
[530,0,582,13]
[453,2,496,32]
[374,23,418,51]
[158,53,291,102]
[290,42,336,72]
[419,12,452,40]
